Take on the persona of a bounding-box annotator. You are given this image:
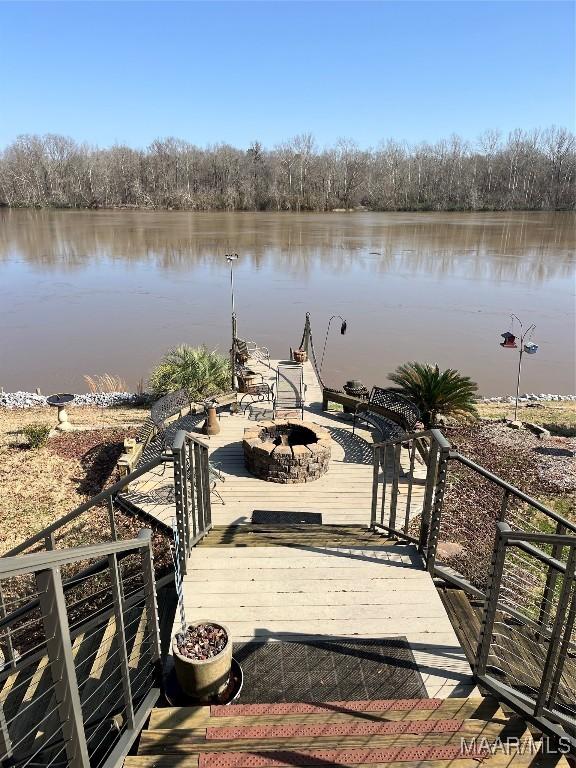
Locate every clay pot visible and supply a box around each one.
[173,622,233,700]
[293,349,307,363]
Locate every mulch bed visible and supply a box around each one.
[414,421,575,590]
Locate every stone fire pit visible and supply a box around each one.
[243,420,331,483]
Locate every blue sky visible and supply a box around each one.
[0,1,573,150]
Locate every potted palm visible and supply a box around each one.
[173,621,233,700]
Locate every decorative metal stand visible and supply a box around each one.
[500,314,538,420]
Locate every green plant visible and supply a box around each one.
[388,361,478,429]
[22,423,51,449]
[149,345,231,400]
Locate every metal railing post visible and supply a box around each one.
[419,438,439,554]
[380,444,389,526]
[172,437,189,575]
[535,544,576,716]
[138,532,161,667]
[194,442,205,534]
[370,446,380,529]
[537,521,566,639]
[187,438,198,542]
[547,561,576,711]
[427,445,450,574]
[36,566,90,768]
[475,524,508,676]
[200,444,212,528]
[389,443,401,534]
[108,553,135,730]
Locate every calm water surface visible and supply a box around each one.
[0,210,574,396]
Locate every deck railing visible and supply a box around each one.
[171,430,212,575]
[477,523,576,742]
[0,531,161,768]
[371,428,576,743]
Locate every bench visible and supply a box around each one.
[323,386,420,440]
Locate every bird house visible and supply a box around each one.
[524,342,539,355]
[500,332,517,349]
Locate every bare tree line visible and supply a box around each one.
[0,127,574,211]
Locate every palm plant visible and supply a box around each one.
[150,345,231,400]
[388,362,478,429]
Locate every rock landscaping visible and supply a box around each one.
[0,391,145,409]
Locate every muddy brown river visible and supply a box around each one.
[0,209,574,396]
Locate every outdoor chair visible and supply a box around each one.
[273,362,306,419]
[239,381,274,413]
[235,338,270,366]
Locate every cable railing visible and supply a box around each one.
[0,531,161,768]
[370,426,576,743]
[171,429,213,575]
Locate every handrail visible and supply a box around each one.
[172,429,210,450]
[3,454,167,557]
[0,530,152,579]
[450,452,576,533]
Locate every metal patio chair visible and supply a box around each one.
[273,362,306,419]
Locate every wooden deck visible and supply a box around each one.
[130,358,474,701]
[127,359,427,528]
[183,526,475,699]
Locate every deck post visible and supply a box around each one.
[475,524,508,676]
[537,520,566,640]
[108,553,135,729]
[172,436,189,574]
[419,438,438,555]
[370,446,380,528]
[426,444,450,574]
[36,566,90,768]
[535,544,576,716]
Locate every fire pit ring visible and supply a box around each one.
[243,420,331,484]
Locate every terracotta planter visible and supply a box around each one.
[173,622,233,700]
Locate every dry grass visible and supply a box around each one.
[476,401,576,435]
[84,372,128,393]
[0,405,150,554]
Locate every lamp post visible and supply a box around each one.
[226,254,239,389]
[500,313,538,420]
[320,315,348,374]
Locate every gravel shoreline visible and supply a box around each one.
[1,390,574,410]
[0,391,148,409]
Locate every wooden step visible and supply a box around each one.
[137,719,529,754]
[126,759,566,768]
[148,698,502,730]
[198,524,393,548]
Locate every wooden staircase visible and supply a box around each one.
[126,697,571,767]
[196,523,394,548]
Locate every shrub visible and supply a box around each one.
[149,345,231,400]
[22,423,51,449]
[388,361,478,429]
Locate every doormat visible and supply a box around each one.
[251,510,322,525]
[232,638,426,703]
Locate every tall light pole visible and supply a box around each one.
[226,254,239,389]
[320,315,348,374]
[500,313,538,420]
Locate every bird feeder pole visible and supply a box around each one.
[501,314,537,420]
